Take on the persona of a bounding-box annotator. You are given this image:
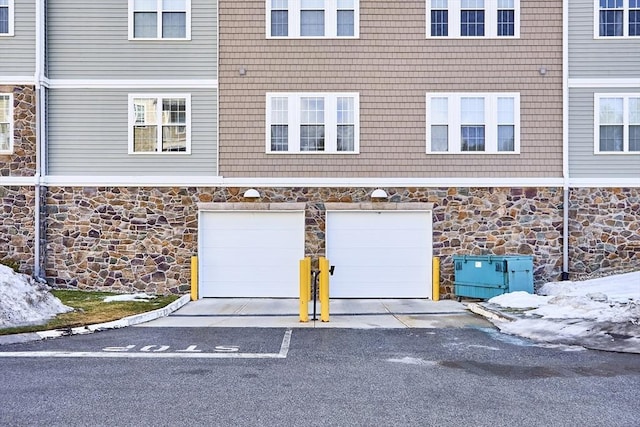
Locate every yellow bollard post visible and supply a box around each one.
[299,257,311,322]
[432,256,440,301]
[319,257,330,322]
[190,256,198,301]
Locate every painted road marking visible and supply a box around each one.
[0,330,292,360]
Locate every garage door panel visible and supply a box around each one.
[199,211,304,298]
[327,211,432,298]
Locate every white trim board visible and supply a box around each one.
[568,178,640,188]
[569,79,640,89]
[48,79,218,89]
[0,77,36,85]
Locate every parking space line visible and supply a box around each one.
[0,330,294,360]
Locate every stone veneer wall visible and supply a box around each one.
[569,188,640,280]
[0,186,36,274]
[46,186,565,297]
[0,85,37,177]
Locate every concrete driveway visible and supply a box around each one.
[137,298,492,329]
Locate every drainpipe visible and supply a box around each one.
[561,0,570,281]
[33,0,46,279]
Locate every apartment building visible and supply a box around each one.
[0,1,636,299]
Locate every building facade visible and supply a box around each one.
[0,1,637,298]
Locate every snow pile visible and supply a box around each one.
[103,293,156,302]
[486,271,640,349]
[0,265,73,329]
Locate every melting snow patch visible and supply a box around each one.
[0,265,73,329]
[103,293,157,303]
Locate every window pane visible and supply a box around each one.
[301,10,325,36]
[599,98,623,124]
[337,0,354,7]
[300,125,325,151]
[0,96,9,122]
[432,0,448,7]
[271,97,288,124]
[498,125,515,151]
[630,11,640,36]
[271,10,288,36]
[461,11,485,36]
[461,97,484,123]
[163,0,186,10]
[462,0,484,7]
[430,97,448,123]
[134,126,157,152]
[461,126,485,151]
[162,12,186,38]
[0,8,7,34]
[0,123,9,151]
[302,0,324,7]
[162,126,186,152]
[337,97,354,124]
[600,0,623,8]
[431,125,448,151]
[272,0,288,8]
[630,126,640,151]
[431,10,448,36]
[135,0,157,10]
[301,97,324,124]
[599,10,623,36]
[630,98,640,123]
[337,125,354,151]
[162,98,186,125]
[134,12,157,38]
[498,97,514,123]
[497,10,514,36]
[0,1,8,6]
[271,125,289,151]
[498,0,514,7]
[337,10,354,36]
[599,125,623,151]
[134,98,157,125]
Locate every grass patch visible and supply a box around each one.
[0,290,180,336]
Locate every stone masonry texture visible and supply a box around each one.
[0,85,37,177]
[45,186,573,297]
[0,186,36,274]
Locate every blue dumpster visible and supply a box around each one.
[453,255,534,301]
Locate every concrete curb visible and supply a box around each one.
[466,303,517,322]
[0,294,191,346]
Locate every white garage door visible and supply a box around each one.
[199,211,305,298]
[326,211,432,298]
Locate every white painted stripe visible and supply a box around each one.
[278,329,292,357]
[48,79,218,89]
[569,78,640,88]
[0,351,285,359]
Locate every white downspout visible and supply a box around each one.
[33,0,46,279]
[562,0,570,280]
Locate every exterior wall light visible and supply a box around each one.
[539,67,548,76]
[243,188,260,199]
[371,188,388,199]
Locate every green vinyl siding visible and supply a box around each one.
[47,88,217,176]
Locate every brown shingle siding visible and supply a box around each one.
[219,1,563,178]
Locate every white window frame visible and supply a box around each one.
[128,94,192,155]
[266,92,360,154]
[266,0,360,38]
[594,93,640,154]
[594,0,640,38]
[128,0,192,41]
[426,0,520,38]
[0,93,13,154]
[0,0,14,37]
[426,92,521,154]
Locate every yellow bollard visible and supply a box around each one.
[299,257,311,322]
[432,256,440,301]
[190,256,198,301]
[319,257,330,322]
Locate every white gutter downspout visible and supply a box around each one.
[562,0,570,280]
[34,0,46,279]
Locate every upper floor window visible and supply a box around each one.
[597,0,640,37]
[0,94,13,154]
[595,94,640,153]
[427,0,520,38]
[129,0,191,40]
[0,0,14,36]
[129,94,191,154]
[267,0,359,38]
[266,93,360,153]
[426,93,520,154]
